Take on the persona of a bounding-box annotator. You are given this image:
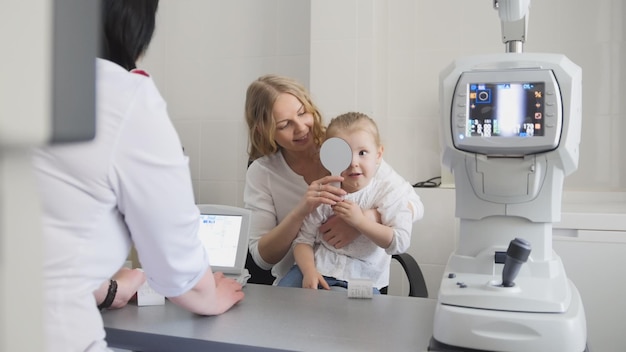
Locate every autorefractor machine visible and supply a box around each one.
[429,1,588,351]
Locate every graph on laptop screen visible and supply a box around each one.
[198,214,242,267]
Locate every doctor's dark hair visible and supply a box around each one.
[100,0,159,71]
[245,74,326,161]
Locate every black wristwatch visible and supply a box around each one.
[98,279,118,310]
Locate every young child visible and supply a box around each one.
[277,112,416,293]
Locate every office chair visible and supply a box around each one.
[386,252,429,298]
[245,251,428,298]
[245,251,276,285]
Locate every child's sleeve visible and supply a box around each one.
[375,178,416,255]
[293,206,329,247]
[375,160,424,221]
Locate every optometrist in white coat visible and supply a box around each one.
[33,1,244,351]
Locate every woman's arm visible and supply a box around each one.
[245,165,345,266]
[255,207,310,265]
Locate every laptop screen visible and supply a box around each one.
[198,214,242,267]
[196,204,251,275]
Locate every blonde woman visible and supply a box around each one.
[244,75,424,284]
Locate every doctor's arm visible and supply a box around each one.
[94,267,146,310]
[168,269,244,316]
[113,84,243,316]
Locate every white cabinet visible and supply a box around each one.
[553,192,626,352]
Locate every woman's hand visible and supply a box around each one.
[256,175,347,266]
[296,175,346,218]
[319,215,360,249]
[320,208,380,248]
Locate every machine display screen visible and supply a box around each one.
[467,82,545,138]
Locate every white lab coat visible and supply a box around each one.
[34,58,208,352]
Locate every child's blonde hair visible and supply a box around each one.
[326,112,382,147]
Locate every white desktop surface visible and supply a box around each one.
[102,283,436,352]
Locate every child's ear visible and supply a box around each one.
[377,145,384,162]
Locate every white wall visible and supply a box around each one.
[309,0,626,191]
[143,0,626,350]
[142,0,312,206]
[144,0,626,205]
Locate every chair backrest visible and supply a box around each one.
[245,250,275,285]
[391,253,428,298]
[245,158,277,285]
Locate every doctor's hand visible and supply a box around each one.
[168,271,244,316]
[212,272,245,311]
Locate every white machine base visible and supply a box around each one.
[430,280,587,352]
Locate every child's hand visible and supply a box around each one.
[331,199,365,228]
[302,272,330,290]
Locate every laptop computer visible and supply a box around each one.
[197,204,251,286]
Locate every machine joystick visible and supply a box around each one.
[501,237,531,287]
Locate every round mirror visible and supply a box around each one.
[320,137,352,177]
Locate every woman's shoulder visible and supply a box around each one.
[247,152,305,188]
[248,152,287,173]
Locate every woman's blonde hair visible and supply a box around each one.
[245,74,326,161]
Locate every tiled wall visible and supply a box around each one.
[142,0,312,206]
[310,0,626,191]
[143,0,625,205]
